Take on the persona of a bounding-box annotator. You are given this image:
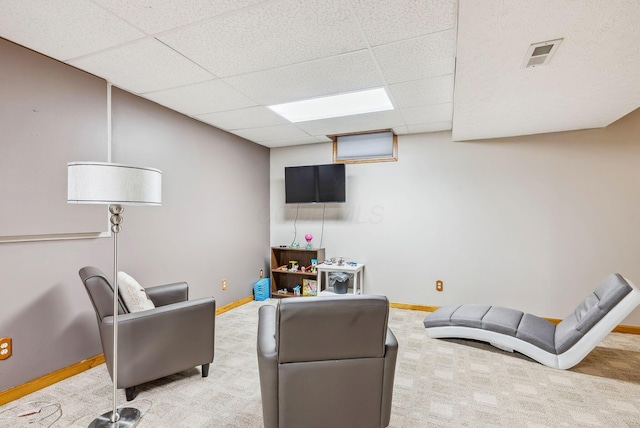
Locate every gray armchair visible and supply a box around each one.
[257,295,398,428]
[79,266,215,401]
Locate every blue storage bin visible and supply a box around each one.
[254,278,271,301]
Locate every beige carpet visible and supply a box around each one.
[2,300,640,427]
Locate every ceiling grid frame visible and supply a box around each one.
[0,0,638,146]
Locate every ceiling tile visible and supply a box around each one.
[94,0,269,34]
[196,106,289,130]
[142,79,256,116]
[67,38,214,94]
[223,50,384,105]
[230,124,310,142]
[259,136,326,148]
[392,125,409,135]
[0,0,144,61]
[388,75,454,108]
[351,0,457,46]
[158,0,367,77]
[401,103,453,125]
[374,30,456,84]
[392,123,452,136]
[407,122,451,133]
[294,110,406,136]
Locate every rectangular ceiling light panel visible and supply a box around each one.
[268,88,394,122]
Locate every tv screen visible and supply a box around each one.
[285,164,346,204]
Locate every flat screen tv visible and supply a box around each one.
[285,163,346,204]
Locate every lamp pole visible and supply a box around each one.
[109,204,123,423]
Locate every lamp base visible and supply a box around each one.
[88,407,141,428]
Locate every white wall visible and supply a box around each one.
[271,110,640,325]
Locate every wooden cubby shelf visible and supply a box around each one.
[270,246,325,298]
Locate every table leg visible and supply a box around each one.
[353,271,358,295]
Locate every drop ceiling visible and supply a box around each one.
[1,0,639,147]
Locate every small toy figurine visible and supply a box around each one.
[293,285,301,296]
[305,233,313,249]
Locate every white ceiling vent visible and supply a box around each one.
[521,38,563,68]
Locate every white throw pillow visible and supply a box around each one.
[117,271,155,313]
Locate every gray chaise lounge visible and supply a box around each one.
[423,273,640,369]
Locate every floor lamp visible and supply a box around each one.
[68,162,162,428]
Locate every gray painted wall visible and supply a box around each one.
[0,39,269,391]
[270,110,640,326]
[109,87,271,302]
[0,38,109,238]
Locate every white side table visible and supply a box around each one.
[316,262,365,296]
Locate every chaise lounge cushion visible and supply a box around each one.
[554,273,632,353]
[482,306,524,337]
[516,313,556,354]
[450,304,490,328]
[421,304,461,327]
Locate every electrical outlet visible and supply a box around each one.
[222,279,227,291]
[259,268,264,279]
[0,337,12,360]
[436,280,444,292]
